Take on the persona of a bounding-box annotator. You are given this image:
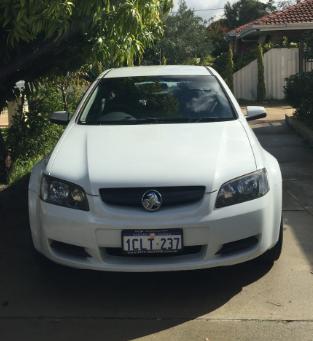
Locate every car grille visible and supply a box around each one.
[99,186,206,208]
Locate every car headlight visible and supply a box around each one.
[216,169,269,208]
[40,175,89,211]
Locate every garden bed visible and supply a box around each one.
[285,115,313,148]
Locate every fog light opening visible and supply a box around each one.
[216,236,259,256]
[50,240,90,259]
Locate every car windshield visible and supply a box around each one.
[79,75,235,125]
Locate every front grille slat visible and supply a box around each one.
[99,186,205,208]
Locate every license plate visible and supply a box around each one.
[122,229,183,255]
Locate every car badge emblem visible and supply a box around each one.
[141,190,162,212]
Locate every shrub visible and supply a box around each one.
[225,45,234,91]
[257,44,266,101]
[285,71,313,126]
[7,108,64,184]
[213,52,228,78]
[8,156,42,184]
[7,83,64,161]
[0,128,7,183]
[6,76,87,184]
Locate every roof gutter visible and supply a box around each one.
[229,22,313,40]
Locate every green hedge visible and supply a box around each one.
[225,45,234,91]
[285,71,313,126]
[257,44,266,102]
[5,76,87,184]
[7,112,64,184]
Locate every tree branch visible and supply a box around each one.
[0,29,79,84]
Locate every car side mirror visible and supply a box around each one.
[246,106,267,121]
[50,111,70,125]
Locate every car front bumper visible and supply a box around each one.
[28,186,282,272]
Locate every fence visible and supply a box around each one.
[233,48,302,101]
[0,109,9,128]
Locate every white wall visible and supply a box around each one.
[233,58,258,101]
[305,60,313,72]
[233,48,300,101]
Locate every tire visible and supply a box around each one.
[259,218,283,264]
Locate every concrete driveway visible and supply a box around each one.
[0,108,313,340]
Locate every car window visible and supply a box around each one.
[79,75,235,125]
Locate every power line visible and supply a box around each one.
[171,7,224,14]
[193,8,224,12]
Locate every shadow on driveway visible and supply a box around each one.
[253,119,313,268]
[0,175,272,340]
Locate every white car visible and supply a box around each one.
[28,65,283,272]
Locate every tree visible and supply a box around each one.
[277,0,296,10]
[257,44,266,101]
[48,71,89,113]
[143,1,212,65]
[0,0,172,179]
[224,0,275,30]
[0,0,173,108]
[207,19,229,76]
[225,45,234,91]
[209,0,276,78]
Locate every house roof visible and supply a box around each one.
[228,0,313,38]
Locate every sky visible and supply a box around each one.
[172,0,269,21]
[172,0,237,21]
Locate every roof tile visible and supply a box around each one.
[231,0,313,35]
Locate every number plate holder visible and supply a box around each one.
[122,229,183,255]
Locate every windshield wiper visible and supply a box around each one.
[133,117,171,123]
[80,116,234,125]
[135,117,233,123]
[187,117,228,123]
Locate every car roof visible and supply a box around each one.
[101,65,212,78]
